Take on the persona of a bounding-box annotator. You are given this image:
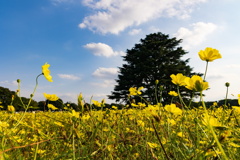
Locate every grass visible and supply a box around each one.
[1,103,240,159]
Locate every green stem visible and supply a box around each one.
[177,86,187,108]
[72,122,76,160]
[203,61,209,81]
[13,73,42,129]
[200,92,228,160]
[151,119,170,160]
[224,86,229,107]
[33,142,39,160]
[155,84,159,104]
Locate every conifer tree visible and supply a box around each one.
[108,32,201,104]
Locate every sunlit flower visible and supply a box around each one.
[78,93,85,107]
[198,47,222,62]
[112,106,118,109]
[168,91,178,97]
[131,102,146,108]
[167,118,176,125]
[147,142,159,149]
[42,62,53,82]
[232,106,240,114]
[47,104,58,110]
[170,73,186,86]
[7,105,15,112]
[92,100,102,107]
[185,75,209,92]
[137,120,145,127]
[70,110,80,118]
[177,132,183,137]
[194,79,209,92]
[43,93,59,101]
[202,114,222,127]
[164,104,182,115]
[129,86,144,96]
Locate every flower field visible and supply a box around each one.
[1,48,240,159]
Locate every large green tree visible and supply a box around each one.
[108,32,201,104]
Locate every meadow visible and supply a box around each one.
[1,48,240,159]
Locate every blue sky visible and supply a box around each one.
[1,0,240,104]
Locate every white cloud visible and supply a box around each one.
[0,80,18,86]
[51,0,74,5]
[174,22,217,49]
[128,29,142,35]
[84,42,125,57]
[226,64,240,69]
[58,74,80,80]
[91,80,116,88]
[92,67,119,79]
[80,0,207,34]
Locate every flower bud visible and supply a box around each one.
[155,80,159,85]
[225,82,230,87]
[159,85,164,91]
[17,79,21,83]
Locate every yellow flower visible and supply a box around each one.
[177,132,183,137]
[43,93,59,101]
[168,91,178,97]
[232,106,240,114]
[147,142,159,149]
[137,120,145,127]
[185,75,209,92]
[194,79,209,92]
[7,105,15,112]
[42,62,53,82]
[78,93,85,107]
[129,86,144,96]
[198,47,222,62]
[47,104,58,110]
[170,73,186,86]
[164,104,182,115]
[167,118,176,125]
[92,100,102,107]
[70,110,80,118]
[202,114,222,127]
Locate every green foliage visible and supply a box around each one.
[109,32,202,104]
[0,86,15,109]
[0,86,38,111]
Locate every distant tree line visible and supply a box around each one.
[0,86,125,112]
[0,86,237,112]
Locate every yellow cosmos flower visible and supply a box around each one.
[164,104,182,115]
[7,105,15,112]
[43,93,59,101]
[202,114,222,127]
[170,73,186,86]
[232,106,240,114]
[129,86,144,96]
[70,110,80,118]
[42,62,53,82]
[168,91,178,97]
[47,104,58,110]
[185,75,209,91]
[198,47,222,62]
[92,100,102,107]
[147,142,159,149]
[194,79,209,92]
